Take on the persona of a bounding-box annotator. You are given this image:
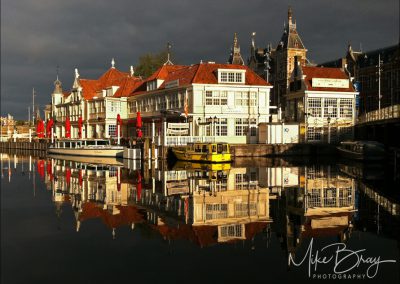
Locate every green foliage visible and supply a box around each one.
[135,50,168,78]
[15,120,28,126]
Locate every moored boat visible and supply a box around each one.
[48,139,124,157]
[336,141,385,161]
[172,142,231,163]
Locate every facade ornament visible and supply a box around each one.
[111,58,115,68]
[130,65,134,77]
[75,68,80,79]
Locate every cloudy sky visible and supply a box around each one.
[1,0,398,119]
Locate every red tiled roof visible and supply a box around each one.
[192,63,270,86]
[78,202,144,228]
[63,91,71,98]
[72,67,144,100]
[113,77,144,98]
[128,63,270,97]
[97,68,130,89]
[302,66,355,92]
[79,79,100,100]
[146,65,187,81]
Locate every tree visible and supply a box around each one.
[135,50,169,78]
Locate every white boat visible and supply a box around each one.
[337,141,385,161]
[48,139,124,157]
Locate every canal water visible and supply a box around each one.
[1,152,399,284]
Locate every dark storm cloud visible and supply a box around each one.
[1,0,398,119]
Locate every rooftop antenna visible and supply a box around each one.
[359,42,362,52]
[56,64,60,80]
[164,43,173,65]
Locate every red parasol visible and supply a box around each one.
[117,167,121,191]
[78,169,83,187]
[116,114,122,137]
[66,167,71,185]
[37,160,45,179]
[136,170,142,201]
[46,160,53,181]
[46,118,53,138]
[65,116,71,138]
[136,112,142,128]
[78,117,83,139]
[36,119,45,138]
[137,129,142,138]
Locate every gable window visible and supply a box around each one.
[218,69,246,84]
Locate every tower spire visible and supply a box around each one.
[229,32,244,65]
[288,6,293,25]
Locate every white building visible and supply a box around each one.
[51,60,141,139]
[127,62,274,144]
[286,63,358,143]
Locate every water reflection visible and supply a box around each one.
[1,152,399,282]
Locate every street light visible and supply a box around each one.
[327,116,331,144]
[304,112,312,143]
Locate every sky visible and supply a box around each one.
[1,0,398,120]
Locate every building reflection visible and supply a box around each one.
[9,153,397,253]
[269,165,357,259]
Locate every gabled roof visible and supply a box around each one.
[159,63,270,88]
[97,67,130,88]
[68,67,144,100]
[302,66,355,92]
[113,77,144,98]
[79,79,100,100]
[129,63,270,97]
[146,65,187,81]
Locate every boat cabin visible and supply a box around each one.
[52,139,111,149]
[187,143,230,154]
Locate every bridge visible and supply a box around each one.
[355,104,400,147]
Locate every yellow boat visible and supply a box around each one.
[172,142,231,163]
[173,161,231,171]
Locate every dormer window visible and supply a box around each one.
[218,69,245,84]
[147,80,157,91]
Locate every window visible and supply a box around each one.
[206,204,227,220]
[220,224,243,238]
[235,92,249,106]
[324,98,337,117]
[206,91,213,105]
[308,98,322,117]
[340,99,353,118]
[220,91,228,105]
[250,92,257,106]
[218,70,245,83]
[215,118,227,136]
[235,118,248,136]
[205,91,227,105]
[220,72,227,82]
[307,126,323,141]
[108,124,117,137]
[228,72,235,82]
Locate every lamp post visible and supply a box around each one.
[304,112,311,143]
[197,117,201,136]
[213,116,217,138]
[207,117,212,136]
[327,116,331,144]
